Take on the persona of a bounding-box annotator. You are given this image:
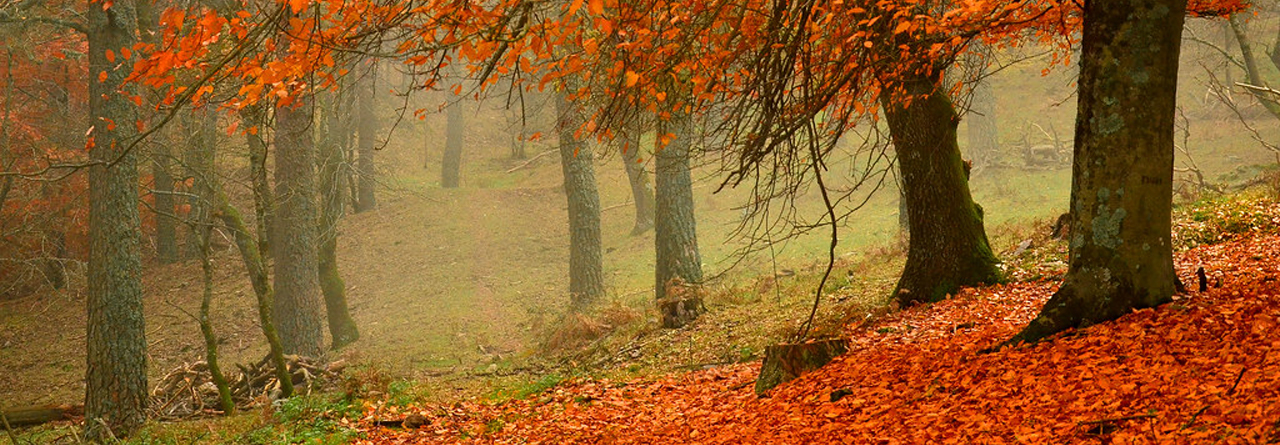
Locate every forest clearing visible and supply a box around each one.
[3,0,1280,443]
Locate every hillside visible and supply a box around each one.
[358,231,1280,444]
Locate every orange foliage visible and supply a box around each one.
[355,235,1280,444]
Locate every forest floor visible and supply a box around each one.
[352,209,1280,444]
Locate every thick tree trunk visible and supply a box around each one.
[881,75,1002,306]
[655,113,703,328]
[1013,0,1185,344]
[272,95,325,357]
[441,98,464,188]
[621,131,655,235]
[84,0,148,439]
[240,104,272,258]
[555,92,605,309]
[318,91,359,350]
[354,61,377,212]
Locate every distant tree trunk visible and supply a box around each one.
[508,105,528,159]
[655,113,703,328]
[965,44,1000,168]
[621,131,655,235]
[555,91,605,309]
[213,191,294,398]
[354,61,377,212]
[184,107,217,260]
[1229,14,1280,120]
[272,94,325,357]
[153,140,178,264]
[881,75,1003,306]
[1013,0,1185,343]
[318,91,359,350]
[241,104,272,258]
[84,0,148,439]
[441,96,464,188]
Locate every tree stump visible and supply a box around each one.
[755,338,849,395]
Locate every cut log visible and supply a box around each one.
[755,338,849,395]
[1,404,83,427]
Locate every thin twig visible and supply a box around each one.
[1078,413,1157,425]
[504,148,558,173]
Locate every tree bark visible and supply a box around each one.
[152,140,178,264]
[272,93,325,357]
[964,44,1000,168]
[241,104,273,258]
[184,107,217,260]
[881,75,1003,306]
[555,91,605,309]
[441,96,464,188]
[196,223,235,414]
[318,91,359,350]
[84,0,148,439]
[213,192,294,398]
[354,60,377,212]
[1228,15,1280,120]
[621,131,655,235]
[1013,0,1185,344]
[655,113,703,328]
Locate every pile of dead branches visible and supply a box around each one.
[150,355,344,420]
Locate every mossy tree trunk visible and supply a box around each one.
[184,107,217,260]
[655,112,703,328]
[318,90,359,350]
[241,104,273,258]
[881,75,1003,306]
[196,222,235,413]
[272,92,325,357]
[621,130,655,235]
[1013,0,1185,344]
[555,90,605,309]
[84,0,148,439]
[213,192,294,397]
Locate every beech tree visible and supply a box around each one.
[1012,0,1188,343]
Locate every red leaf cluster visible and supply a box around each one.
[358,235,1280,444]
